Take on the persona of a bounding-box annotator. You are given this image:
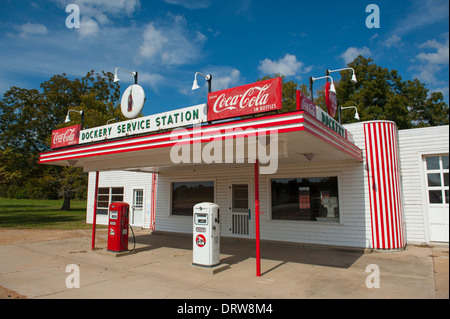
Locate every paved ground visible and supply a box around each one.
[0,228,448,299]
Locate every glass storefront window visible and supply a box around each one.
[271,177,339,221]
[172,181,214,216]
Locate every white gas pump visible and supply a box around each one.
[193,202,220,267]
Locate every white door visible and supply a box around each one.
[425,155,449,242]
[131,189,144,227]
[230,183,251,238]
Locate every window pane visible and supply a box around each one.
[443,156,449,170]
[98,188,109,194]
[427,173,441,186]
[429,190,443,204]
[98,195,109,201]
[134,190,143,208]
[111,195,123,202]
[271,177,339,221]
[172,182,214,216]
[426,157,440,170]
[97,208,108,215]
[232,184,248,212]
[444,173,449,187]
[445,190,449,204]
[111,187,124,195]
[97,201,109,208]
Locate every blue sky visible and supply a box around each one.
[0,0,448,116]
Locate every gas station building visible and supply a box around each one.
[40,78,449,259]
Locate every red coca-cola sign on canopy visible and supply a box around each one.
[51,124,80,149]
[325,81,337,118]
[207,77,282,121]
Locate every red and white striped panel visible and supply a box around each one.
[364,121,406,249]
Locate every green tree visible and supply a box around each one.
[257,56,448,129]
[0,70,123,209]
[336,56,449,128]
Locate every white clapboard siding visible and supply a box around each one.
[398,125,449,244]
[155,157,371,248]
[86,171,154,228]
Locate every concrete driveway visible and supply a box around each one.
[0,229,448,299]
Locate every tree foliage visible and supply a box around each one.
[336,56,448,128]
[259,56,448,129]
[0,70,122,208]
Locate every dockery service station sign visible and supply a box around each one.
[78,104,207,145]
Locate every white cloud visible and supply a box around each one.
[210,68,241,91]
[340,47,372,64]
[391,0,448,36]
[163,0,211,9]
[258,54,311,77]
[417,36,449,65]
[78,17,100,38]
[384,34,402,48]
[181,67,241,95]
[139,23,168,59]
[138,72,165,92]
[15,23,48,38]
[412,34,449,84]
[412,64,441,83]
[139,15,206,66]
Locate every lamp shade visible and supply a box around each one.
[351,73,357,83]
[192,79,200,90]
[329,83,336,93]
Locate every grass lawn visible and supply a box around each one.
[0,198,96,230]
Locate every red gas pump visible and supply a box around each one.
[107,202,130,252]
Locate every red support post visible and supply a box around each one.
[91,171,99,250]
[254,160,261,277]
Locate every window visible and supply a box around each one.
[133,189,144,209]
[426,155,449,204]
[172,181,214,216]
[96,187,124,215]
[271,177,339,221]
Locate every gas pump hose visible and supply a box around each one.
[120,224,136,252]
[128,224,136,251]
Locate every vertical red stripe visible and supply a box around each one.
[379,123,391,248]
[390,124,401,248]
[364,124,374,248]
[91,171,99,251]
[150,173,157,231]
[393,127,405,247]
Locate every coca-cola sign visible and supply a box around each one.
[51,125,80,149]
[296,90,317,118]
[325,82,337,118]
[207,78,282,121]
